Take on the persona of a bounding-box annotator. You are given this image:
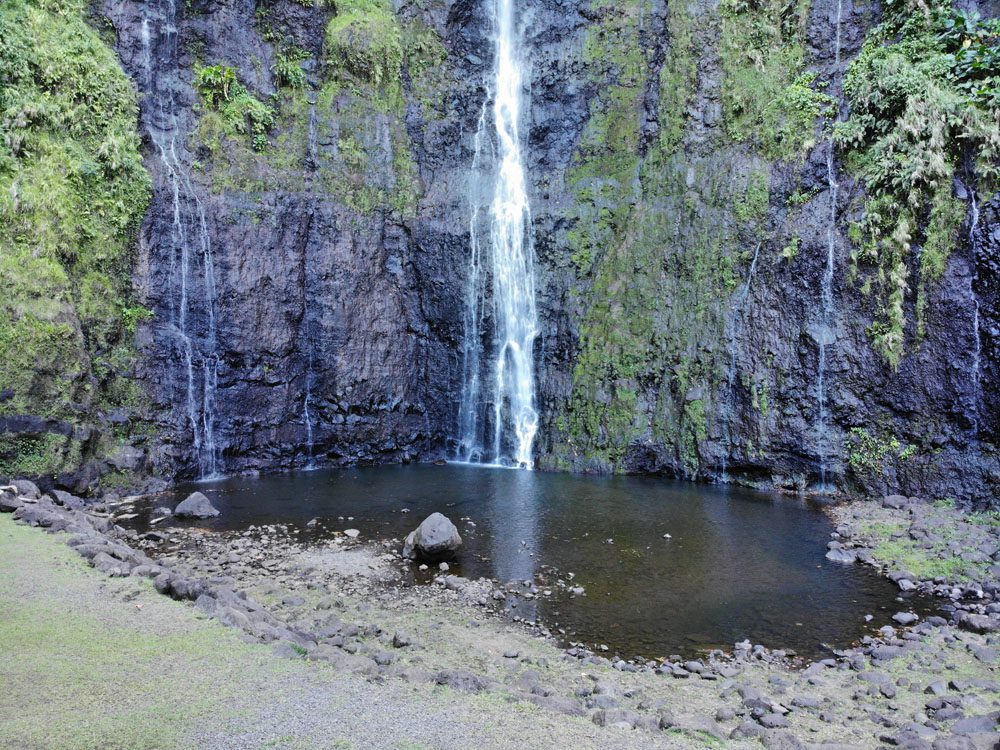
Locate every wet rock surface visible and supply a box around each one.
[0,0,973,502]
[3,485,998,748]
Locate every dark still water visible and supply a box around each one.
[149,464,928,660]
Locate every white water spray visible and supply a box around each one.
[456,0,539,469]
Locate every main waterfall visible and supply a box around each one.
[456,0,539,469]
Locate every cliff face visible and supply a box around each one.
[3,0,997,505]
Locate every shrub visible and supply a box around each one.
[836,0,1000,366]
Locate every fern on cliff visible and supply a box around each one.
[837,0,1000,366]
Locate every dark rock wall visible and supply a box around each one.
[92,0,998,505]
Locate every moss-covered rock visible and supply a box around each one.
[0,0,152,483]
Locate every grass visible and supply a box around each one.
[859,513,994,583]
[0,516,297,750]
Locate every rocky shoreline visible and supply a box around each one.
[2,482,998,749]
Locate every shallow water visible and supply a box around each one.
[141,464,931,659]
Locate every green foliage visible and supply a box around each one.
[657,0,698,155]
[846,426,916,475]
[325,0,403,89]
[720,0,834,160]
[736,170,770,221]
[0,0,151,441]
[0,434,74,479]
[194,64,274,151]
[781,234,801,261]
[837,0,1000,366]
[272,51,308,90]
[194,64,238,106]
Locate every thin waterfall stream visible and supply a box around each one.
[141,2,222,478]
[456,0,539,469]
[721,240,762,481]
[816,0,843,490]
[968,186,982,434]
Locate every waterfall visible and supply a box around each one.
[456,0,539,469]
[816,0,843,491]
[969,187,981,433]
[721,241,762,481]
[141,1,222,479]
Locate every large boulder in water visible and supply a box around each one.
[402,513,462,562]
[174,492,220,518]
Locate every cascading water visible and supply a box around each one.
[816,0,843,491]
[140,3,222,478]
[456,0,539,469]
[968,186,982,433]
[721,240,762,481]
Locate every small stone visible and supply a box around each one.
[344,529,360,539]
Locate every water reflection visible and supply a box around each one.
[138,464,933,659]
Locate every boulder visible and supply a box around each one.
[174,492,220,518]
[825,548,857,564]
[12,479,40,499]
[0,489,20,513]
[50,489,86,510]
[882,494,909,509]
[402,512,462,562]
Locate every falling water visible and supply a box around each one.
[456,0,539,469]
[969,187,982,433]
[721,241,762,482]
[141,2,221,478]
[816,0,843,491]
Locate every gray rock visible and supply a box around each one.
[524,694,587,717]
[959,613,1000,634]
[893,612,919,626]
[50,490,85,510]
[402,513,462,562]
[883,495,909,509]
[174,492,220,518]
[391,631,413,648]
[825,548,858,564]
[12,479,40,499]
[759,712,789,729]
[434,669,488,693]
[592,708,639,728]
[0,490,21,513]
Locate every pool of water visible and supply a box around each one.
[137,464,930,659]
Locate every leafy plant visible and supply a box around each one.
[836,0,1000,366]
[273,51,308,89]
[194,64,274,151]
[847,427,916,474]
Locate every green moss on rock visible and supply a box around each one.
[0,0,152,473]
[836,0,1000,367]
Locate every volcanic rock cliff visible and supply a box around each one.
[1,0,998,506]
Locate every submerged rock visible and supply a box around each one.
[174,492,220,518]
[402,512,462,562]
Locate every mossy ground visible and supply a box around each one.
[838,501,1000,584]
